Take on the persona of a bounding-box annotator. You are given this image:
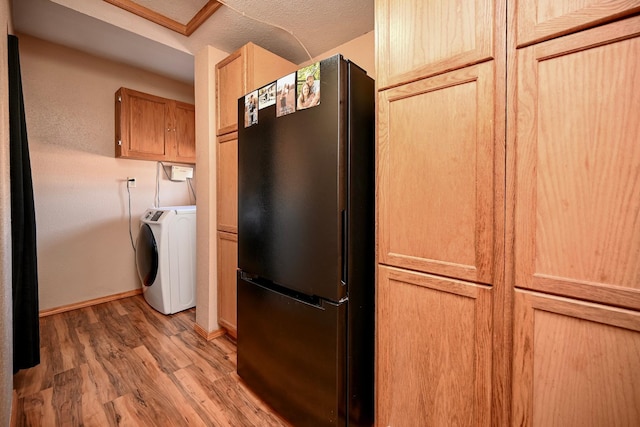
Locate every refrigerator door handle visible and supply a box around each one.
[341,209,347,285]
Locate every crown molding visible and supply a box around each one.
[103,0,222,36]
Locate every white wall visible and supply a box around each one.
[18,34,196,311]
[194,45,228,334]
[301,31,375,78]
[1,0,14,421]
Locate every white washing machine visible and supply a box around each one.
[136,206,196,314]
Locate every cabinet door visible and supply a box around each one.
[512,290,640,426]
[216,49,245,136]
[378,62,497,284]
[217,231,238,338]
[217,132,238,233]
[376,266,492,426]
[375,0,494,89]
[515,0,640,47]
[513,16,640,310]
[116,88,169,160]
[172,101,196,163]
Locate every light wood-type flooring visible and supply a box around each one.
[12,295,290,426]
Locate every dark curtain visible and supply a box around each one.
[8,34,40,374]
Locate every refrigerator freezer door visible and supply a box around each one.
[238,56,347,302]
[237,275,347,426]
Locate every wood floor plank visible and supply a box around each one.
[126,295,188,337]
[205,374,289,426]
[54,314,87,371]
[79,359,118,405]
[13,350,51,398]
[132,345,209,425]
[170,330,235,380]
[78,363,115,425]
[60,305,92,329]
[172,366,236,427]
[13,295,288,426]
[75,326,125,402]
[76,324,139,397]
[112,299,130,316]
[19,387,56,427]
[81,305,99,324]
[127,304,193,372]
[212,335,237,355]
[105,391,187,427]
[91,302,145,350]
[38,317,64,378]
[51,368,83,425]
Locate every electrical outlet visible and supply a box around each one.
[127,177,136,188]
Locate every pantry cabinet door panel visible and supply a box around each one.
[216,50,245,136]
[217,132,238,233]
[516,0,640,47]
[217,232,238,337]
[377,266,492,426]
[514,16,640,310]
[376,0,494,89]
[378,62,496,284]
[513,290,640,426]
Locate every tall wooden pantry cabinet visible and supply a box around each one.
[215,43,295,338]
[508,3,640,426]
[375,0,640,425]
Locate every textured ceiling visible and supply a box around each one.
[11,0,375,84]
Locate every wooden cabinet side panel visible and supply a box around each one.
[217,132,238,233]
[513,290,640,426]
[115,88,125,157]
[249,43,296,92]
[217,232,238,337]
[514,16,640,310]
[375,0,494,89]
[377,62,496,283]
[516,0,640,47]
[376,266,492,426]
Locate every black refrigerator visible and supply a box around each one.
[236,55,374,426]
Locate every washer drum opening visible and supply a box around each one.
[136,223,158,286]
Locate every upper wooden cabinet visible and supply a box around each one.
[115,87,195,164]
[375,0,495,89]
[215,42,295,136]
[378,61,498,284]
[515,0,640,47]
[513,16,640,310]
